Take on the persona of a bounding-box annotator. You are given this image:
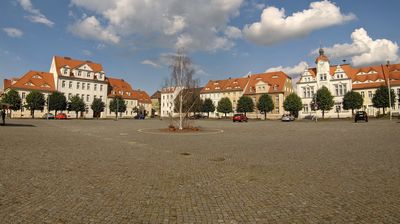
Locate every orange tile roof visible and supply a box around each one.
[201,77,249,93]
[132,90,152,104]
[161,87,178,93]
[107,77,136,100]
[244,71,291,95]
[53,56,104,76]
[298,63,400,88]
[4,70,55,92]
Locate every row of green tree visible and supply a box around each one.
[176,85,396,119]
[310,86,396,118]
[1,90,136,118]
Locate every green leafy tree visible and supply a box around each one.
[372,86,395,115]
[91,98,105,118]
[202,98,215,117]
[68,95,85,118]
[26,90,45,118]
[342,91,364,115]
[283,93,302,117]
[315,86,334,119]
[109,96,126,119]
[257,93,274,120]
[236,96,254,116]
[2,89,21,117]
[217,97,233,118]
[48,91,67,115]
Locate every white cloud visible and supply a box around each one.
[17,0,54,27]
[141,60,162,68]
[82,49,92,56]
[3,27,24,38]
[68,16,120,44]
[319,28,399,66]
[225,26,242,39]
[266,61,308,77]
[243,0,355,45]
[69,0,244,51]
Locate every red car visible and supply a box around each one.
[55,113,67,119]
[233,113,248,122]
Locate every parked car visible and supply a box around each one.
[233,113,248,122]
[281,114,295,122]
[189,114,207,119]
[55,113,67,119]
[42,113,55,119]
[355,111,368,122]
[134,114,145,119]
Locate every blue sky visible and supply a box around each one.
[1,0,399,94]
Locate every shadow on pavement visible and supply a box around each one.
[0,123,36,127]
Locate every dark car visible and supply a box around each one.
[134,114,145,119]
[355,111,368,122]
[233,113,248,122]
[189,114,206,119]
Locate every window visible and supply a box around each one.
[22,92,26,99]
[100,96,103,101]
[82,83,85,90]
[77,82,80,89]
[78,71,81,76]
[87,83,90,90]
[100,85,103,91]
[63,68,67,74]
[69,81,72,89]
[86,95,90,102]
[368,91,373,98]
[62,80,66,88]
[335,84,347,96]
[320,74,327,81]
[303,104,309,113]
[68,93,72,100]
[94,84,97,91]
[94,95,97,99]
[87,72,90,78]
[81,94,84,100]
[361,91,365,98]
[303,86,314,98]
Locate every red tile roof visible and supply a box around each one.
[132,90,152,104]
[4,70,55,92]
[201,77,248,93]
[53,56,104,76]
[107,77,136,99]
[244,71,291,95]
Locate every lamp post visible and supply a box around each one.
[116,97,119,120]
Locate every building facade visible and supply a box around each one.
[2,71,55,118]
[297,48,400,118]
[49,56,108,118]
[160,87,183,117]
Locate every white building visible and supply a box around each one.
[49,56,108,118]
[160,87,183,117]
[297,48,353,118]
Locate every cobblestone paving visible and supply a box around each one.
[0,118,399,223]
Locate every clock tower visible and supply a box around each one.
[315,47,330,85]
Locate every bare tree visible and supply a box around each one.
[166,50,199,130]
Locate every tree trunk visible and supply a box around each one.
[351,109,354,116]
[322,110,325,119]
[31,109,34,119]
[264,112,267,120]
[179,92,183,130]
[76,111,78,119]
[55,110,58,116]
[383,107,386,115]
[244,112,247,116]
[115,111,118,119]
[207,112,209,118]
[224,112,227,118]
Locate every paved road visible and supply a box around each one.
[0,118,399,223]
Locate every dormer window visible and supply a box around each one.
[63,69,67,75]
[273,85,278,90]
[32,74,42,79]
[272,75,278,79]
[78,71,82,76]
[87,72,90,78]
[25,82,34,86]
[320,74,327,81]
[41,84,50,88]
[214,82,219,85]
[215,87,220,89]
[205,87,210,90]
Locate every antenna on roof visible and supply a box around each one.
[245,71,251,78]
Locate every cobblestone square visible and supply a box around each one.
[0,119,399,223]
